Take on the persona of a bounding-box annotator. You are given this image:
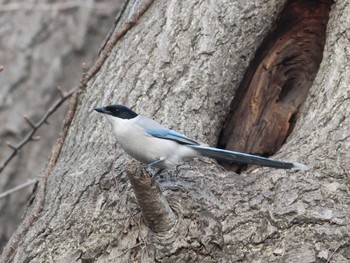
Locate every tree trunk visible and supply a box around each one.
[2,0,350,262]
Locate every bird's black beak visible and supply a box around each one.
[95,107,111,115]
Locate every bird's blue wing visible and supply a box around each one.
[146,128,199,145]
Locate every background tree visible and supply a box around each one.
[0,0,124,251]
[1,0,349,262]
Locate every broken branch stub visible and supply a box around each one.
[126,160,176,233]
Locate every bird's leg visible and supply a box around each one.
[146,157,165,178]
[152,169,164,178]
[140,163,149,170]
[147,157,165,167]
[175,164,181,174]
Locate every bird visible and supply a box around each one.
[95,105,308,172]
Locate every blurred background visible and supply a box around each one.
[0,0,124,252]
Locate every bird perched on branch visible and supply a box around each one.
[95,105,308,171]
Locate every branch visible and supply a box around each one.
[0,1,155,261]
[0,179,37,199]
[126,160,176,233]
[84,0,155,83]
[0,87,74,174]
[0,0,155,174]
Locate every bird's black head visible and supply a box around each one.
[95,105,138,119]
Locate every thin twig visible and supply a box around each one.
[326,243,342,263]
[5,142,17,151]
[30,136,41,141]
[23,115,36,129]
[0,1,155,262]
[122,242,144,255]
[57,85,67,98]
[108,242,144,260]
[0,87,74,174]
[84,0,155,83]
[0,89,79,263]
[0,179,37,199]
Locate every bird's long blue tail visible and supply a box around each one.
[189,145,308,170]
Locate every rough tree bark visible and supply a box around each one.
[0,0,124,251]
[2,0,350,262]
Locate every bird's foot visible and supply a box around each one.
[151,169,164,179]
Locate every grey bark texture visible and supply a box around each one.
[0,0,124,251]
[3,0,350,262]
